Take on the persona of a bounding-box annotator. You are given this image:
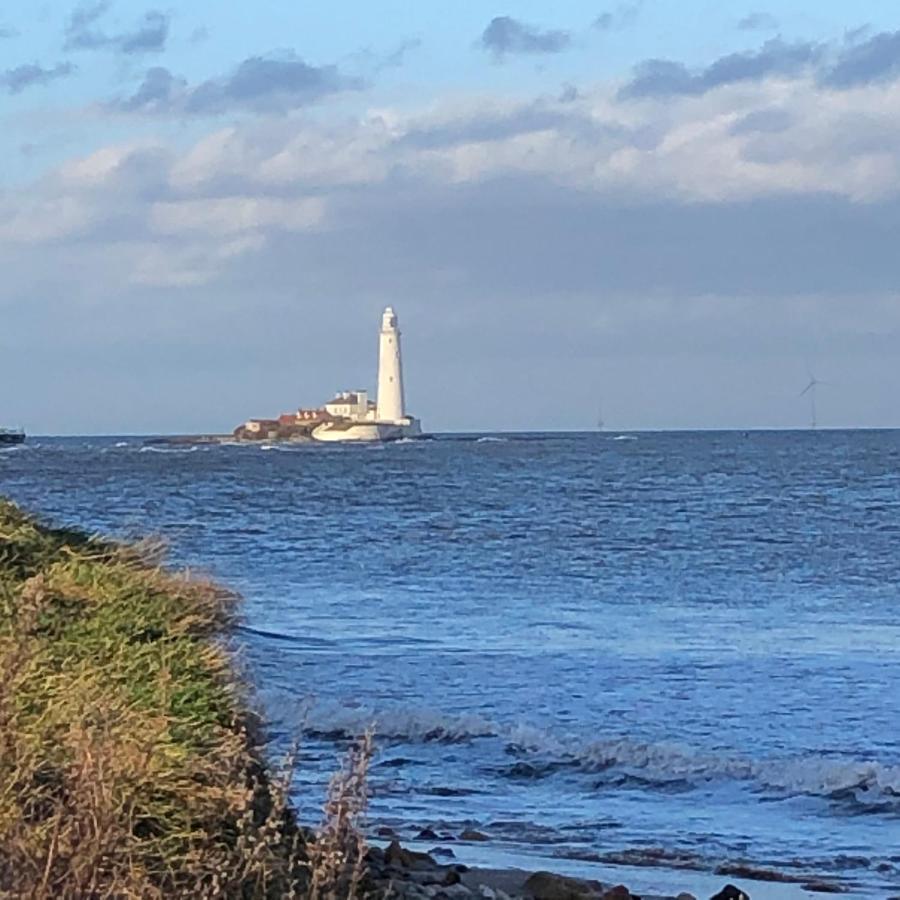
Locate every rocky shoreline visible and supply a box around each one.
[363,840,756,900]
[143,431,328,446]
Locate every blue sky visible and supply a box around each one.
[3,1,900,432]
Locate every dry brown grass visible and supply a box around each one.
[0,500,311,898]
[305,730,375,900]
[0,499,382,899]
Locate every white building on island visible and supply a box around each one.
[312,307,422,442]
[323,391,374,420]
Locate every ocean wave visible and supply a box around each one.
[251,443,313,452]
[292,705,900,809]
[476,437,507,443]
[268,443,315,451]
[298,705,496,744]
[575,737,900,804]
[139,445,200,454]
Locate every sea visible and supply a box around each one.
[2,431,899,899]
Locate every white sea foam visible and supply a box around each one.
[139,445,199,453]
[584,737,900,807]
[754,755,900,801]
[476,437,507,443]
[294,704,900,807]
[573,738,900,807]
[298,703,496,743]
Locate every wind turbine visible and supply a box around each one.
[800,371,827,429]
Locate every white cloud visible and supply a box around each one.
[0,195,94,242]
[149,74,900,206]
[3,68,900,323]
[58,142,157,186]
[130,234,267,287]
[149,196,325,237]
[8,70,900,258]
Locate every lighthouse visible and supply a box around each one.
[311,306,421,442]
[376,306,405,422]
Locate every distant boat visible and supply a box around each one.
[0,427,25,446]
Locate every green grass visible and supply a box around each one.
[0,499,307,898]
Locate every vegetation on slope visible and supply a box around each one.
[0,498,313,898]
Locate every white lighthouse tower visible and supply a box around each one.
[377,306,404,422]
[311,306,422,442]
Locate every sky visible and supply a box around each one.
[2,1,900,434]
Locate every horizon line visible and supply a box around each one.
[20,425,900,438]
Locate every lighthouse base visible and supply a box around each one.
[311,417,422,443]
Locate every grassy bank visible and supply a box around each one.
[0,499,316,898]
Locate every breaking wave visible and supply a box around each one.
[302,705,496,744]
[293,705,900,810]
[139,445,200,454]
[576,738,900,808]
[248,443,311,452]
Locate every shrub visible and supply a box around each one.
[0,500,309,898]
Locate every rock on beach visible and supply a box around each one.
[365,840,749,900]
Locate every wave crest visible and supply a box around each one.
[293,704,900,809]
[302,705,496,744]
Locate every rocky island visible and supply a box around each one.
[150,307,423,448]
[236,305,422,444]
